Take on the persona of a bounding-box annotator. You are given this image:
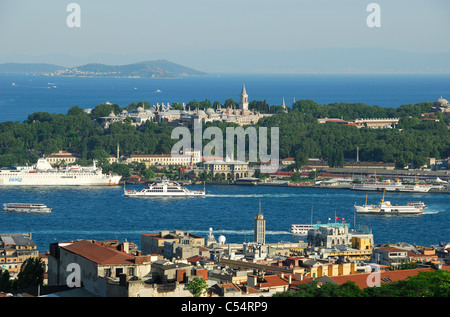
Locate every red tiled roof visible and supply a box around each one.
[258,275,290,288]
[328,268,435,289]
[61,240,135,265]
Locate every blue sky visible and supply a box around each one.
[1,0,450,73]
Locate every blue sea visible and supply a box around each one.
[0,184,448,253]
[0,73,449,253]
[1,73,450,122]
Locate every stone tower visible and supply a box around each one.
[254,201,266,245]
[239,84,249,112]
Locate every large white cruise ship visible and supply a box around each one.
[0,158,121,186]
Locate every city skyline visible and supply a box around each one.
[1,0,450,73]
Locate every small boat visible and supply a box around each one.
[3,203,52,213]
[124,177,205,197]
[354,190,425,215]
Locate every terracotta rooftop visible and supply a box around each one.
[61,240,135,265]
[327,268,437,289]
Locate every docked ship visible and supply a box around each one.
[0,158,121,186]
[351,178,431,193]
[354,191,426,215]
[3,203,52,213]
[124,177,206,197]
[291,224,314,235]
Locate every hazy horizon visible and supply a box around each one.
[1,0,450,73]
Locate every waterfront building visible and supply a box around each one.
[126,152,200,168]
[318,117,400,129]
[0,233,38,278]
[203,155,252,180]
[46,150,80,165]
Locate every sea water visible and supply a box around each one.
[0,184,448,252]
[1,73,450,122]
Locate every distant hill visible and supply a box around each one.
[0,63,63,73]
[0,60,207,78]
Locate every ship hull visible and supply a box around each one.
[355,206,422,215]
[351,184,431,192]
[0,174,121,186]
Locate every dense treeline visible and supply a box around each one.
[291,99,442,120]
[273,270,450,297]
[258,103,449,168]
[0,100,448,171]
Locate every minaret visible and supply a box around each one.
[254,201,266,245]
[239,84,249,112]
[117,143,120,161]
[281,97,287,111]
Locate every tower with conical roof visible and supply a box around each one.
[239,84,249,112]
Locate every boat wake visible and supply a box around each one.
[422,210,440,215]
[193,229,291,235]
[207,193,304,198]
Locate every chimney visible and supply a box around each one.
[119,273,128,286]
[288,274,292,284]
[123,241,129,254]
[247,275,257,288]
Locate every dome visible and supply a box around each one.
[137,106,145,112]
[218,235,226,245]
[434,96,449,107]
[206,108,215,115]
[197,110,206,116]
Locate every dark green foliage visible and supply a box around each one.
[274,270,450,297]
[0,99,448,169]
[16,258,45,290]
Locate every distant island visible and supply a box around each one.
[0,60,207,79]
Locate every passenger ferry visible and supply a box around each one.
[124,177,206,197]
[351,172,431,193]
[0,158,121,186]
[354,191,426,215]
[291,224,314,235]
[3,203,52,213]
[351,180,431,192]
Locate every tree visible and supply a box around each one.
[16,258,45,290]
[186,277,208,297]
[294,150,308,170]
[0,269,12,292]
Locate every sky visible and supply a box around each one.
[1,0,450,73]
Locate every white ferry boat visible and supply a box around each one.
[354,191,426,215]
[0,158,121,186]
[124,177,206,197]
[3,203,52,213]
[291,224,314,235]
[351,179,431,193]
